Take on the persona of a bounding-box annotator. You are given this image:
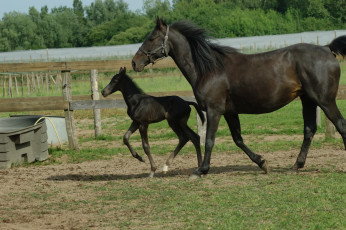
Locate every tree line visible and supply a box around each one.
[0,0,345,52]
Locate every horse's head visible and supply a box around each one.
[101,67,126,97]
[132,17,169,72]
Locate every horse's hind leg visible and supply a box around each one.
[292,97,317,170]
[224,114,269,173]
[123,121,144,162]
[139,124,157,177]
[320,101,346,149]
[163,119,189,174]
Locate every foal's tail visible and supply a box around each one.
[188,102,205,124]
[328,35,346,57]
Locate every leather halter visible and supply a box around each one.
[139,26,169,64]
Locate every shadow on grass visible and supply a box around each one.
[45,164,321,182]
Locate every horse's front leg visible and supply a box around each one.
[190,109,221,179]
[123,121,144,162]
[139,124,157,178]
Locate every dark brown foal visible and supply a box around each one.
[101,67,205,177]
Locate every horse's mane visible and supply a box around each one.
[170,20,238,77]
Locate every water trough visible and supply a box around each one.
[0,117,49,169]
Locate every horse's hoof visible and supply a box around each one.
[189,174,201,180]
[260,160,269,174]
[189,169,202,180]
[291,161,305,171]
[290,164,298,171]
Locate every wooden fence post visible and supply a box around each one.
[62,70,79,150]
[8,75,13,98]
[2,77,5,97]
[14,75,19,96]
[45,73,49,92]
[36,74,41,91]
[56,73,61,90]
[21,74,24,96]
[90,69,102,137]
[26,74,31,95]
[197,111,207,146]
[316,106,321,128]
[31,73,36,93]
[325,115,335,138]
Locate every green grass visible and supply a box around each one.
[11,169,343,229]
[94,173,344,229]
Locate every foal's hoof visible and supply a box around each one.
[148,171,155,178]
[137,155,145,163]
[162,164,168,174]
[260,160,269,174]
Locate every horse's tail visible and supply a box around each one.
[188,101,205,124]
[328,35,346,57]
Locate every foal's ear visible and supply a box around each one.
[119,67,126,75]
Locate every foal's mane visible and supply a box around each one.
[170,20,238,77]
[123,73,144,94]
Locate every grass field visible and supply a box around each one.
[0,61,345,229]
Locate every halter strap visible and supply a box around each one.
[139,26,169,64]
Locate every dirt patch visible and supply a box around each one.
[0,145,345,229]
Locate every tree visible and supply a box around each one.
[143,0,172,19]
[0,12,40,50]
[73,0,85,23]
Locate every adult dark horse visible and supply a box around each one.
[132,17,346,178]
[101,67,205,177]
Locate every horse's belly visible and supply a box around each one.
[228,86,302,114]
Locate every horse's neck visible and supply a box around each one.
[120,76,144,105]
[169,30,198,87]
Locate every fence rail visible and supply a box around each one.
[0,60,345,149]
[0,58,176,73]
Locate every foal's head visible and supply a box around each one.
[101,67,126,97]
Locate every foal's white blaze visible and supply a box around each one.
[162,164,169,174]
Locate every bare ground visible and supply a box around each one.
[0,141,345,230]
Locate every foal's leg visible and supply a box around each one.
[163,120,189,174]
[224,114,269,173]
[139,124,157,177]
[292,97,317,170]
[123,121,144,162]
[180,121,202,167]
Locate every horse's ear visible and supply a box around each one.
[155,16,161,27]
[155,16,167,32]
